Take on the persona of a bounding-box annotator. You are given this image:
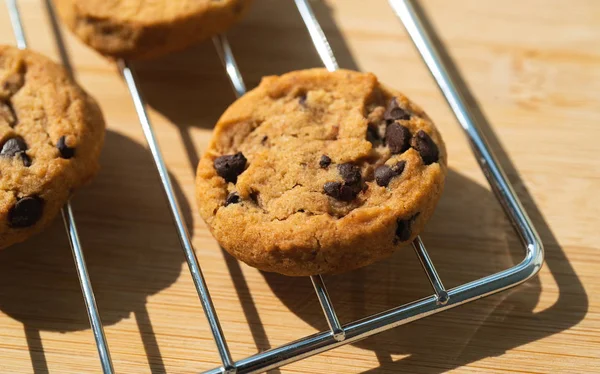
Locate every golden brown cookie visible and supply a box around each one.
[0,46,105,249]
[55,0,254,60]
[196,68,447,276]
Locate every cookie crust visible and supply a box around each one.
[196,68,447,276]
[56,0,254,60]
[0,46,105,249]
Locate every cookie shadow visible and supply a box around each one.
[261,0,588,371]
[263,163,586,372]
[0,131,189,374]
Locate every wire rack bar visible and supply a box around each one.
[310,275,345,341]
[118,60,236,373]
[388,0,541,248]
[211,33,346,341]
[412,236,448,304]
[204,0,544,372]
[213,34,246,98]
[4,1,114,372]
[293,0,338,71]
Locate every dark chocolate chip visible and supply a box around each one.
[374,161,406,187]
[324,182,342,199]
[323,181,358,202]
[225,192,240,206]
[57,136,75,159]
[319,154,332,168]
[384,97,410,123]
[395,219,412,243]
[249,190,261,206]
[1,137,27,158]
[375,166,394,187]
[337,163,361,185]
[394,213,420,244]
[261,135,268,145]
[411,130,439,165]
[8,196,43,228]
[298,93,307,107]
[214,152,247,183]
[339,184,358,201]
[391,160,406,175]
[20,153,31,167]
[385,123,412,154]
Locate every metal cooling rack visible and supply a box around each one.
[4,0,544,373]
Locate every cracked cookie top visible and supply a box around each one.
[0,46,105,249]
[196,68,446,276]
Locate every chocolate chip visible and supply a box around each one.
[337,163,361,185]
[323,182,341,198]
[261,135,268,145]
[249,190,261,207]
[298,93,307,107]
[385,123,412,154]
[384,97,410,123]
[225,192,240,206]
[20,153,31,167]
[57,136,75,159]
[8,196,43,228]
[395,219,412,243]
[1,137,27,158]
[374,161,406,187]
[214,152,247,183]
[411,130,439,165]
[375,166,393,187]
[319,154,331,168]
[394,213,420,243]
[323,181,358,202]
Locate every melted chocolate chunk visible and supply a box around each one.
[375,161,406,187]
[1,137,30,166]
[225,192,240,206]
[57,136,75,159]
[214,152,247,183]
[337,163,361,185]
[323,181,358,202]
[8,196,44,228]
[411,130,439,165]
[384,97,411,123]
[319,154,332,168]
[385,123,412,154]
[1,137,27,158]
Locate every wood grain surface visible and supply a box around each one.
[0,0,598,373]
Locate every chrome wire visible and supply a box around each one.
[118,61,236,373]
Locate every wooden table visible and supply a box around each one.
[0,0,598,372]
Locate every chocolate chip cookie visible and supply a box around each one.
[0,46,105,249]
[196,68,447,276]
[55,0,254,60]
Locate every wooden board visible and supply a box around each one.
[0,0,599,372]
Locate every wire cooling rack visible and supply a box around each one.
[4,0,544,373]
